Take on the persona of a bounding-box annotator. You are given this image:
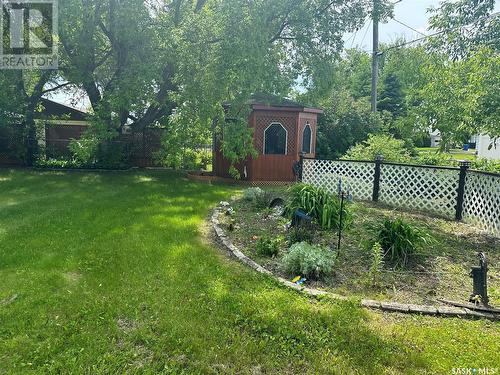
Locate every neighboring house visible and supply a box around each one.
[430,129,441,148]
[0,99,166,167]
[476,134,500,161]
[214,96,323,182]
[428,129,499,161]
[38,98,90,156]
[0,99,90,165]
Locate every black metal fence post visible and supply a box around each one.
[372,155,383,202]
[298,152,305,182]
[455,160,470,221]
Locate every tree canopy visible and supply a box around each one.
[1,0,378,166]
[0,0,498,167]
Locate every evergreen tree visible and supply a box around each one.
[378,73,405,118]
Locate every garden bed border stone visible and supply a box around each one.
[211,205,500,321]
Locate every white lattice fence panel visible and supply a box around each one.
[379,164,459,218]
[302,159,374,200]
[463,172,500,236]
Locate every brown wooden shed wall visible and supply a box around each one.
[214,107,319,182]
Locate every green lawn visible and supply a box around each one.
[416,147,477,161]
[0,170,498,374]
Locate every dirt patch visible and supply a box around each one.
[117,318,140,333]
[1,294,18,306]
[63,272,82,284]
[128,344,153,369]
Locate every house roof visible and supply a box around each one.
[37,99,88,121]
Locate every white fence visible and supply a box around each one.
[463,171,500,235]
[302,158,500,237]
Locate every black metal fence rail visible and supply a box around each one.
[301,157,500,237]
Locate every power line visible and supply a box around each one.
[381,11,500,54]
[349,26,360,49]
[360,19,373,47]
[392,17,427,37]
[344,27,358,47]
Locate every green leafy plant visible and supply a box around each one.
[288,226,314,246]
[281,242,336,280]
[344,134,413,163]
[255,236,281,257]
[471,158,500,174]
[415,151,453,166]
[368,242,384,286]
[285,183,353,230]
[376,219,431,268]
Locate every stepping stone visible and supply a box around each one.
[408,304,438,315]
[380,302,410,313]
[437,306,467,316]
[361,300,381,309]
[464,308,498,321]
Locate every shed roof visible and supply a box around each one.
[249,93,323,114]
[223,93,323,114]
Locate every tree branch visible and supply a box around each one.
[195,0,208,12]
[42,82,72,95]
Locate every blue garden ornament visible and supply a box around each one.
[347,188,353,203]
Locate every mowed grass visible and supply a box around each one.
[0,169,498,374]
[416,147,477,161]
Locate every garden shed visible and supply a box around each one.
[214,97,322,182]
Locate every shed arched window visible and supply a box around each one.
[302,123,312,154]
[264,123,287,155]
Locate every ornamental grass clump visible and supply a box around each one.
[285,183,353,230]
[376,218,431,268]
[281,242,336,280]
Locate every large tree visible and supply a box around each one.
[414,47,499,148]
[0,70,66,165]
[428,0,499,60]
[55,0,375,165]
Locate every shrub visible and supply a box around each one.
[285,183,353,230]
[244,187,264,201]
[344,134,413,163]
[376,219,430,268]
[415,152,453,166]
[288,226,314,245]
[244,187,273,209]
[471,158,500,174]
[255,236,280,257]
[95,141,131,169]
[281,242,336,280]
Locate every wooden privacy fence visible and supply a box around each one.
[301,157,500,237]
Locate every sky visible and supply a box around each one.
[345,0,500,52]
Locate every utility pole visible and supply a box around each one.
[371,0,379,113]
